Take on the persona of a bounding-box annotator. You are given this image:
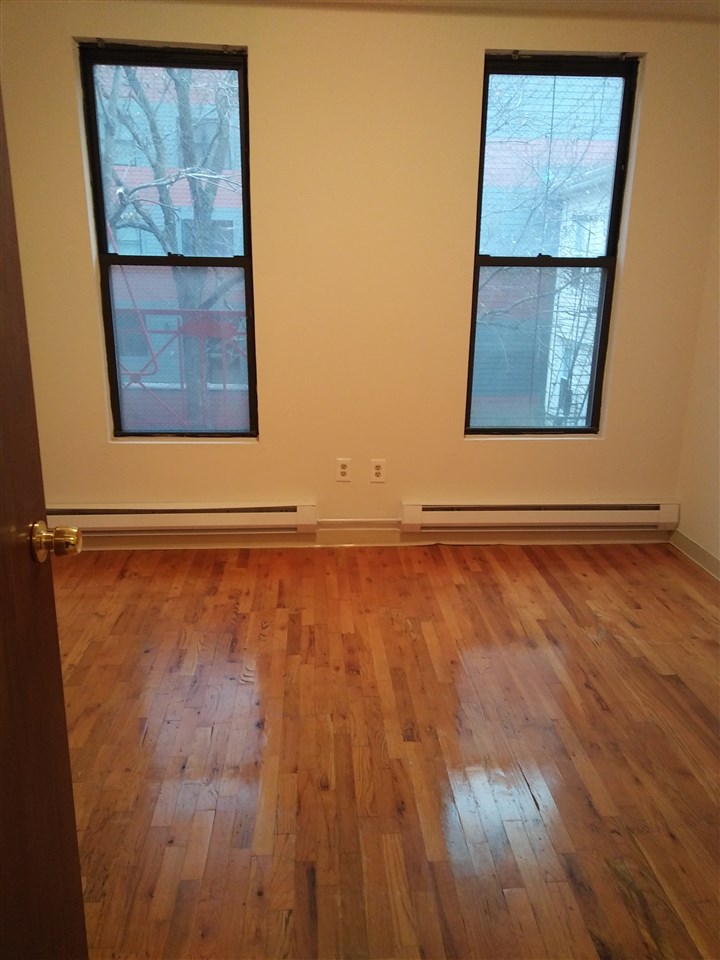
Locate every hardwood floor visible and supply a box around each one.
[53,543,719,959]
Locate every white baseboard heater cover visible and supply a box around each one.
[47,504,317,535]
[401,502,680,533]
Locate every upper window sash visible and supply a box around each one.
[79,43,252,265]
[477,55,638,263]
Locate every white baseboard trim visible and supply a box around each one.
[670,531,720,579]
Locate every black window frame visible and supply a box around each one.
[79,42,259,438]
[465,53,639,436]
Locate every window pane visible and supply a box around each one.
[479,74,624,257]
[93,64,244,256]
[109,265,251,433]
[468,266,605,429]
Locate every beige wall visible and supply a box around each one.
[1,1,718,558]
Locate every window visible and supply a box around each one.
[80,44,258,436]
[465,54,638,433]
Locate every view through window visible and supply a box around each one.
[466,55,638,433]
[80,44,258,436]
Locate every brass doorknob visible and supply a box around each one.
[31,521,82,563]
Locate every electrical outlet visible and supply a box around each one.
[370,459,386,483]
[336,458,352,482]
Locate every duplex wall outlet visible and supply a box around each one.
[336,458,352,482]
[370,459,386,483]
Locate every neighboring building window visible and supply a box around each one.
[80,44,258,436]
[465,54,638,433]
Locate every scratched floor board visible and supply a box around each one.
[53,543,719,959]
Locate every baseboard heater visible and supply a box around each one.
[401,502,679,533]
[46,504,317,535]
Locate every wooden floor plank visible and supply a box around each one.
[53,543,719,959]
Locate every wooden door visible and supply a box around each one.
[0,91,88,958]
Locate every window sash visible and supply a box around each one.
[468,263,614,433]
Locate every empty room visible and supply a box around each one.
[1,0,718,958]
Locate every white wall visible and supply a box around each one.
[674,197,720,571]
[1,1,718,556]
